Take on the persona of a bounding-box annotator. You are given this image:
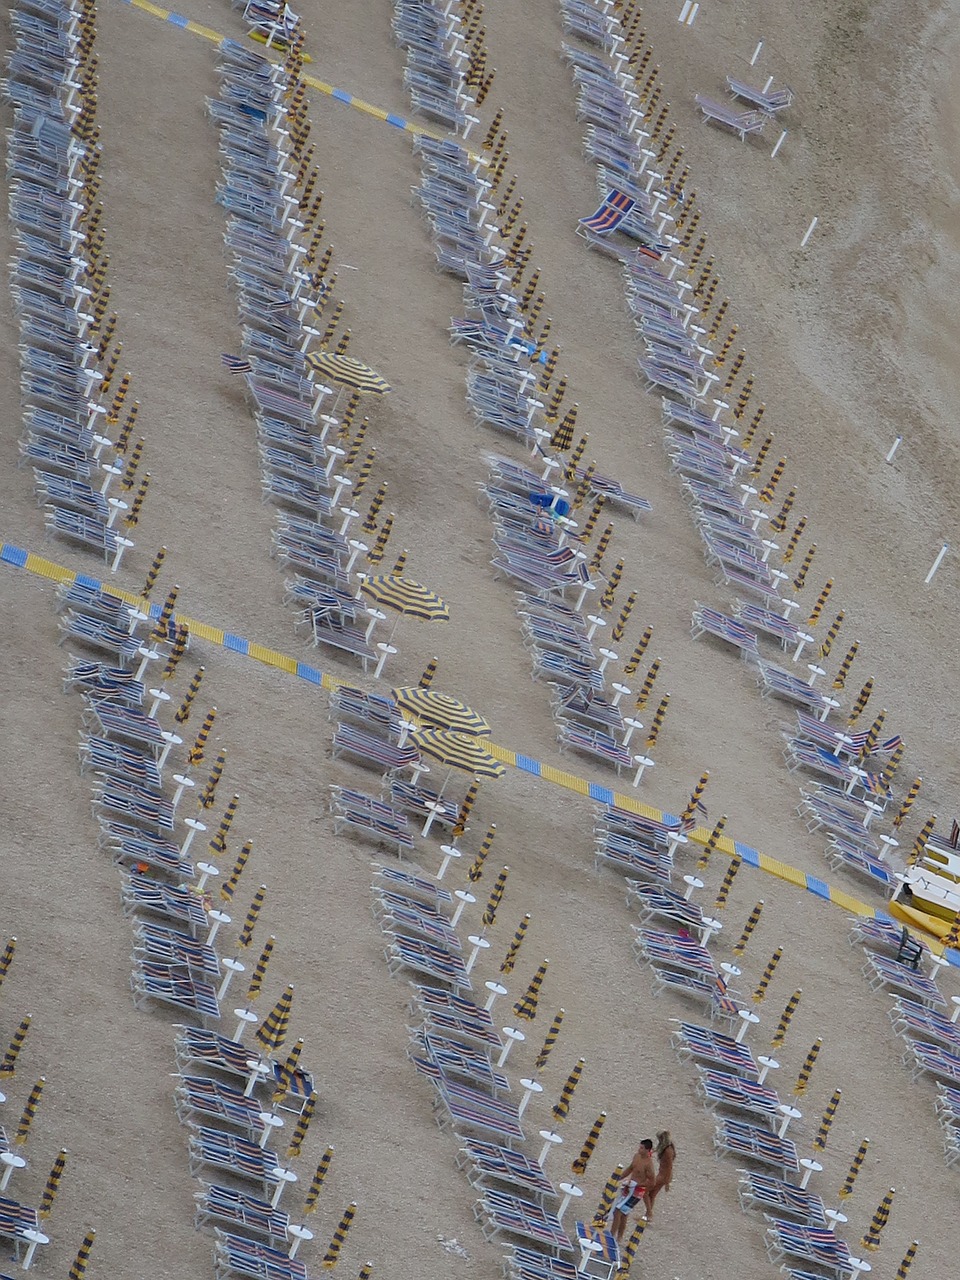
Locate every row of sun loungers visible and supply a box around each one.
[6,0,145,570]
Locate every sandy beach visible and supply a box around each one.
[1,0,959,1277]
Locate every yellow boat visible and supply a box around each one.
[888,898,958,941]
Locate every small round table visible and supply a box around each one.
[450,890,476,928]
[682,874,704,901]
[755,1055,780,1085]
[269,1167,298,1208]
[538,1129,563,1168]
[798,1157,822,1189]
[287,1224,314,1259]
[734,1009,760,1044]
[497,1026,525,1068]
[557,1182,584,1223]
[464,935,490,974]
[233,1008,259,1042]
[257,1112,284,1150]
[517,1077,543,1117]
[483,981,508,1011]
[243,1058,271,1098]
[436,845,462,880]
[194,861,220,892]
[776,1104,802,1137]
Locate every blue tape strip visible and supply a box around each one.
[515,754,541,775]
[735,842,761,867]
[297,662,324,685]
[1,544,27,568]
[223,633,249,654]
[167,11,189,27]
[588,782,615,805]
[75,573,101,589]
[386,113,408,129]
[805,875,831,901]
[331,88,352,104]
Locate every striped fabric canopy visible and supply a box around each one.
[392,687,491,737]
[305,352,392,395]
[359,575,449,622]
[409,728,505,779]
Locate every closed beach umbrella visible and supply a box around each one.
[482,867,509,928]
[392,687,491,737]
[534,1007,564,1068]
[38,1148,68,1219]
[305,351,391,395]
[304,1147,335,1214]
[0,938,16,991]
[571,1111,607,1177]
[68,1228,96,1280]
[515,960,549,1022]
[500,914,530,974]
[837,1138,870,1200]
[860,1188,895,1251]
[551,1058,585,1123]
[255,983,294,1053]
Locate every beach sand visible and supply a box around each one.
[1,0,959,1275]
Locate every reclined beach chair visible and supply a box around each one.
[458,1139,556,1201]
[176,1074,269,1139]
[121,871,208,934]
[696,1067,781,1123]
[386,934,471,992]
[715,1118,799,1175]
[101,819,195,880]
[411,985,503,1054]
[476,1187,572,1254]
[694,94,766,140]
[862,949,945,1008]
[595,832,673,884]
[557,720,635,775]
[726,76,794,114]
[764,1217,852,1275]
[133,921,221,977]
[213,1227,309,1280]
[691,604,760,658]
[131,959,221,1024]
[670,1020,757,1076]
[195,1182,290,1246]
[889,996,960,1056]
[738,1171,826,1226]
[188,1126,282,1192]
[330,785,415,857]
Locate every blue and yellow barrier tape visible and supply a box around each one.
[115,0,466,148]
[5,537,954,962]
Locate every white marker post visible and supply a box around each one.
[885,436,902,464]
[679,0,692,20]
[750,40,764,66]
[924,544,949,585]
[771,130,787,158]
[800,216,819,248]
[685,2,699,24]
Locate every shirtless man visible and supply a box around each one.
[610,1139,656,1242]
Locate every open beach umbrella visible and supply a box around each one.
[360,575,450,623]
[305,351,391,396]
[392,687,491,737]
[409,728,505,786]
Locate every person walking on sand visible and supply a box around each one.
[643,1130,676,1222]
[610,1139,656,1243]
